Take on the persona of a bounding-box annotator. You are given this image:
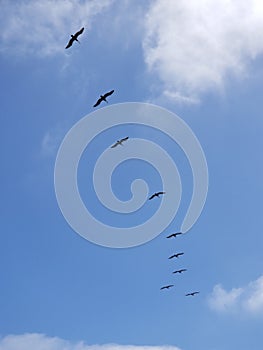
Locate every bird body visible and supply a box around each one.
[65,27,84,49]
[111,137,129,148]
[168,252,184,259]
[185,291,199,296]
[166,232,182,238]
[160,284,174,290]
[93,90,114,107]
[173,269,187,274]
[148,191,165,200]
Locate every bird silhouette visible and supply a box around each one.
[111,137,129,148]
[166,232,182,238]
[93,90,114,107]
[185,291,199,296]
[173,269,187,274]
[160,285,174,290]
[168,252,184,259]
[65,27,84,49]
[148,191,165,200]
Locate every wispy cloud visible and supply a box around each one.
[208,275,263,315]
[0,333,183,350]
[0,0,113,57]
[143,0,263,103]
[41,125,67,157]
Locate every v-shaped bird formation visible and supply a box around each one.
[64,26,200,300]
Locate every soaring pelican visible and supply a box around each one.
[168,252,184,259]
[111,137,129,148]
[185,291,199,296]
[93,90,114,107]
[173,269,187,274]
[148,191,165,200]
[160,285,174,290]
[166,232,182,238]
[65,27,84,49]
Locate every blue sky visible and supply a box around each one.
[1,1,263,350]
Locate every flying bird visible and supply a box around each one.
[148,191,165,200]
[168,252,184,259]
[93,90,114,107]
[111,137,129,148]
[173,269,187,274]
[160,285,174,290]
[166,232,182,238]
[65,27,84,49]
[185,291,199,296]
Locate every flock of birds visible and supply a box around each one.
[159,230,199,297]
[65,27,199,298]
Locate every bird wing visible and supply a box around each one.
[120,136,129,143]
[65,37,74,49]
[166,234,175,238]
[93,97,103,107]
[168,255,175,259]
[104,89,114,98]
[75,27,84,37]
[157,191,165,195]
[148,194,156,200]
[111,142,118,148]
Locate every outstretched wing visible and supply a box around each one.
[111,142,118,148]
[93,97,103,107]
[104,89,114,98]
[75,27,84,38]
[120,136,129,143]
[65,37,74,49]
[166,234,175,238]
[157,191,165,195]
[148,194,156,200]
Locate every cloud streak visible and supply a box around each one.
[0,0,113,57]
[208,275,263,315]
[143,0,263,102]
[0,334,183,350]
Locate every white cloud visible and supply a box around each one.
[208,284,243,312]
[0,334,183,350]
[0,0,113,56]
[244,275,263,313]
[208,275,263,315]
[143,0,263,102]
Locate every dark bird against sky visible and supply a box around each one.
[148,191,165,200]
[160,285,174,290]
[173,269,187,274]
[166,232,183,238]
[93,90,114,107]
[111,137,129,148]
[168,252,184,259]
[185,291,199,296]
[65,27,84,49]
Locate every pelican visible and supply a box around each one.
[65,27,84,49]
[93,90,114,107]
[168,252,184,259]
[160,285,174,290]
[166,232,182,238]
[111,137,129,148]
[185,291,199,296]
[173,269,187,274]
[148,191,165,200]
